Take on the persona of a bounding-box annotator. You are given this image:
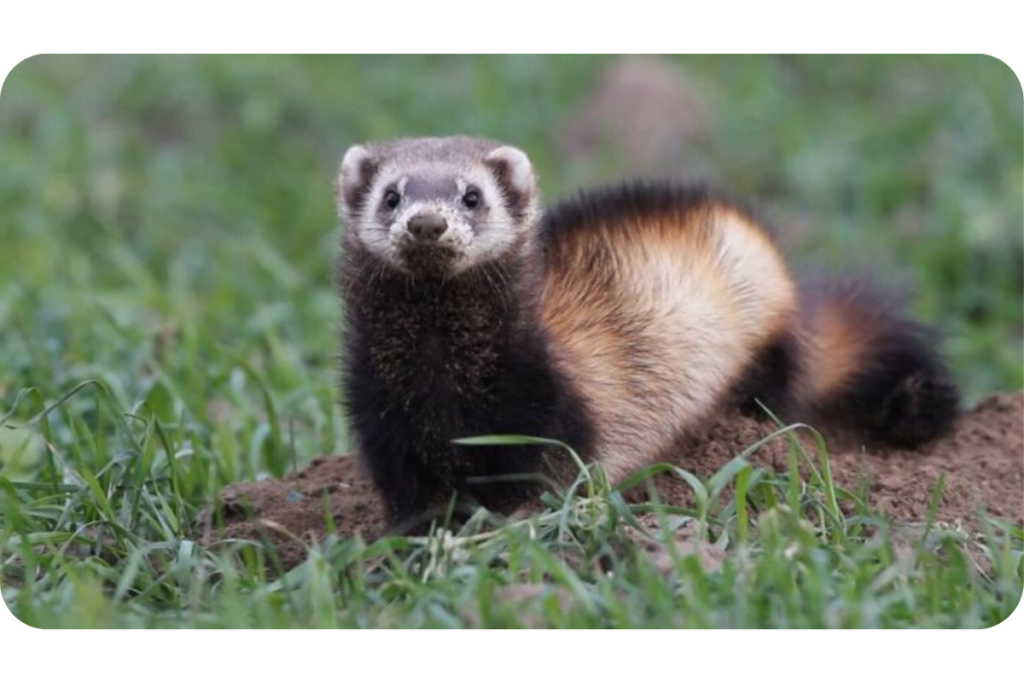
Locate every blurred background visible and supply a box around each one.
[0,55,1021,474]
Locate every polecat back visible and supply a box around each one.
[539,183,800,481]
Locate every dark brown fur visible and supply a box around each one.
[340,237,593,530]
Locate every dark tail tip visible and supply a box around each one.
[802,276,961,450]
[863,362,961,448]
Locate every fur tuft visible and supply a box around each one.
[799,278,960,448]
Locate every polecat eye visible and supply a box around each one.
[462,189,481,209]
[384,189,401,210]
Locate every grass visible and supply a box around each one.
[1,55,1022,628]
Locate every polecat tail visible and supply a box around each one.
[800,278,960,448]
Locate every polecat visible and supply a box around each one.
[335,136,959,529]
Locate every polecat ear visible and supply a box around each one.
[337,145,379,218]
[485,145,536,216]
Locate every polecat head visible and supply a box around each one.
[336,136,540,276]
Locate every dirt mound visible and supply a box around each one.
[202,393,1023,567]
[200,456,385,568]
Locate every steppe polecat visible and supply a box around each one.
[336,136,959,528]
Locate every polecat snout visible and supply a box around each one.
[335,136,960,529]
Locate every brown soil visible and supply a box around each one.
[201,393,1023,568]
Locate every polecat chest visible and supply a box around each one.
[357,281,509,401]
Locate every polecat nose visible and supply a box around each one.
[407,213,448,242]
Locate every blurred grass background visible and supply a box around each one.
[1,55,1021,630]
[1,55,1021,469]
[2,53,1024,479]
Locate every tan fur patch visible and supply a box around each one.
[806,302,869,398]
[541,203,796,482]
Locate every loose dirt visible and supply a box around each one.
[202,393,1023,568]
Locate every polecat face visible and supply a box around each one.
[336,137,539,276]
